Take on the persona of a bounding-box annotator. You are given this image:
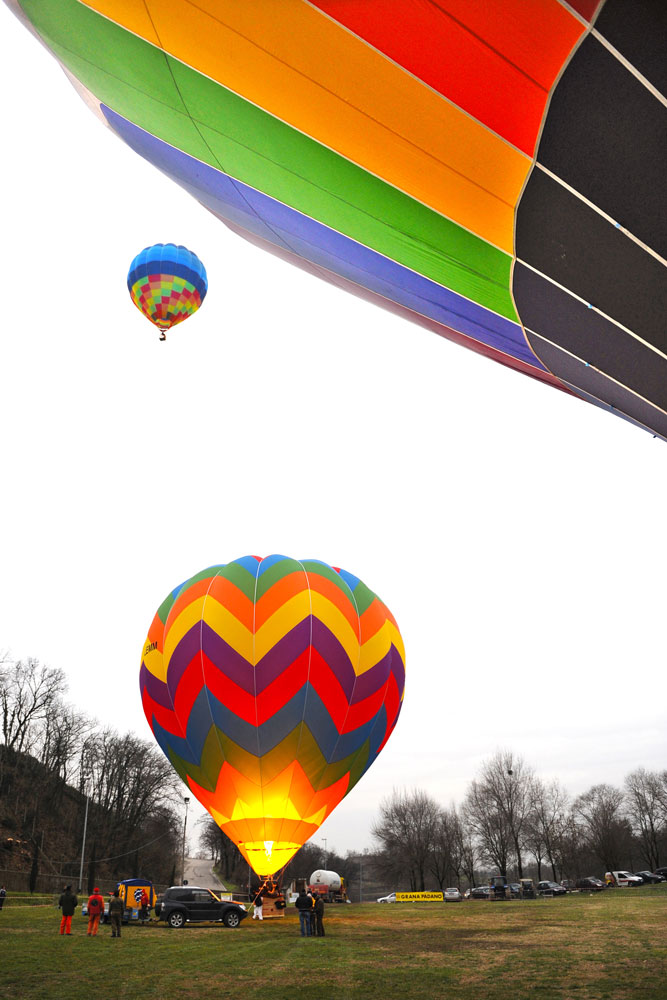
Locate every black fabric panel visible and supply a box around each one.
[526,336,667,442]
[536,33,667,257]
[513,262,667,413]
[594,0,667,95]
[515,169,667,354]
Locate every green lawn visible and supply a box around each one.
[1,888,666,1000]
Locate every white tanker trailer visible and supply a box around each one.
[308,869,349,903]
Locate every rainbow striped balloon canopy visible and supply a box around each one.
[127,243,207,339]
[139,555,405,876]
[6,0,666,438]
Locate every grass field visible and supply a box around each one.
[1,887,666,1000]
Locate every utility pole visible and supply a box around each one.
[181,796,190,884]
[77,794,89,893]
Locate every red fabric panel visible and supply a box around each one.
[567,0,602,21]
[310,0,584,154]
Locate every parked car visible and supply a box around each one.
[155,886,247,928]
[654,868,667,880]
[509,883,521,898]
[444,887,462,902]
[537,881,567,896]
[633,871,665,884]
[468,886,491,900]
[605,871,643,887]
[560,880,577,892]
[576,877,606,891]
[377,892,396,903]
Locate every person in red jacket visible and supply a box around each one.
[87,887,105,936]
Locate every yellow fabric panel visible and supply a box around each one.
[201,595,254,661]
[253,590,313,661]
[83,0,528,250]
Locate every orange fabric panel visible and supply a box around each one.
[82,0,530,251]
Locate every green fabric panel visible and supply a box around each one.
[21,0,516,320]
[301,562,355,601]
[255,559,307,601]
[349,582,378,617]
[156,590,177,626]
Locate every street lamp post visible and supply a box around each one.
[181,796,190,884]
[77,793,89,893]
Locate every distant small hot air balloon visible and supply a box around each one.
[139,555,405,877]
[127,243,207,340]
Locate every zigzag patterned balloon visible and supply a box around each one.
[140,555,405,876]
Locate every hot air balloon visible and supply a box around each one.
[139,555,405,877]
[127,243,207,340]
[6,1,666,438]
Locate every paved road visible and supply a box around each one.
[183,858,226,890]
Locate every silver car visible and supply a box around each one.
[444,887,462,902]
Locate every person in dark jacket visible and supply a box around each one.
[0,885,6,912]
[109,889,124,938]
[86,887,105,936]
[58,885,78,935]
[314,893,325,937]
[295,890,312,936]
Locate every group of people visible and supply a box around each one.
[294,888,325,937]
[57,885,152,937]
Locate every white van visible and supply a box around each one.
[605,871,643,887]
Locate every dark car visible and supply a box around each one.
[576,877,606,891]
[155,886,248,929]
[537,880,567,896]
[634,871,666,884]
[560,880,577,892]
[468,886,491,900]
[654,868,667,881]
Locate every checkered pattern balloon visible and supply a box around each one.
[127,243,207,335]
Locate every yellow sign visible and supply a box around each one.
[395,891,443,902]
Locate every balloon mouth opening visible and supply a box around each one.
[241,840,303,877]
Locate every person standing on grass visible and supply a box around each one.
[295,889,312,936]
[0,885,6,912]
[252,890,263,921]
[307,890,317,936]
[139,888,150,924]
[58,885,78,935]
[109,889,124,938]
[86,887,105,936]
[314,893,325,937]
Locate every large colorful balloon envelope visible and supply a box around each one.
[127,243,207,340]
[6,1,666,438]
[139,556,405,876]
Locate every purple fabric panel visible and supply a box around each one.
[101,106,541,369]
[349,650,392,704]
[390,645,406,695]
[311,617,357,698]
[139,661,172,709]
[200,622,255,694]
[254,617,312,690]
[165,625,202,700]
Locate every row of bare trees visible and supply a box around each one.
[371,751,667,890]
[0,655,183,889]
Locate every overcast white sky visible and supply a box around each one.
[1,5,665,858]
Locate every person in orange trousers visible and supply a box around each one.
[87,887,105,936]
[58,885,78,934]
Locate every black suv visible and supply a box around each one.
[155,886,248,929]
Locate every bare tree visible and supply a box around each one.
[464,751,534,877]
[624,769,667,870]
[372,789,441,890]
[573,784,631,872]
[0,658,66,753]
[463,779,512,876]
[428,807,463,889]
[526,779,569,881]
